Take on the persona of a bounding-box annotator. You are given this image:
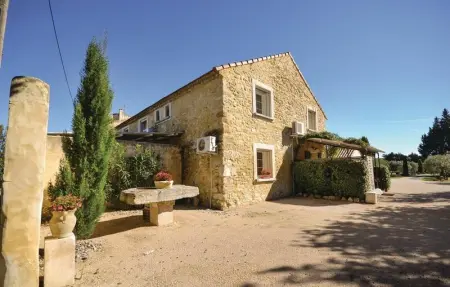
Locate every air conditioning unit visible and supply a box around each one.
[292,121,305,135]
[196,136,216,154]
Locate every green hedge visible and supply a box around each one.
[294,160,369,200]
[374,165,391,191]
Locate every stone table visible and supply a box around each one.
[120,185,199,226]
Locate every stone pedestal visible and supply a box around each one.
[149,201,175,226]
[1,76,50,287]
[44,234,75,287]
[365,192,378,204]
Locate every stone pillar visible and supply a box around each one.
[44,235,75,287]
[149,201,175,226]
[1,76,50,287]
[365,156,375,191]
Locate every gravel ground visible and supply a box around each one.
[43,177,450,286]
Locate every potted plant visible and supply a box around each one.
[49,194,82,238]
[259,169,272,179]
[154,171,173,189]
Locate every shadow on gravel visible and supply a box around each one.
[91,215,147,238]
[271,197,352,207]
[382,191,450,203]
[250,203,450,286]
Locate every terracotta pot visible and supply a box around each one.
[49,209,77,238]
[155,180,173,189]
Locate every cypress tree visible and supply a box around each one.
[64,39,115,239]
[418,109,450,157]
[402,158,409,176]
[418,159,423,174]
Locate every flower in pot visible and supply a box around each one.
[259,169,272,179]
[154,171,173,189]
[49,194,82,238]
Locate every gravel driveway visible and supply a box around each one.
[72,177,450,286]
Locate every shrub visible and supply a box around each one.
[294,159,369,200]
[105,142,131,203]
[424,154,450,179]
[372,158,389,169]
[105,144,160,203]
[127,145,160,187]
[409,162,418,176]
[155,171,172,181]
[374,165,391,191]
[389,161,403,174]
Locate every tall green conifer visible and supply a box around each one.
[64,39,114,238]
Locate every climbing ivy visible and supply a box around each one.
[299,131,370,149]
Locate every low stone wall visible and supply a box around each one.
[42,137,182,217]
[44,135,66,186]
[43,137,182,186]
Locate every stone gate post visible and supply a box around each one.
[0,76,50,287]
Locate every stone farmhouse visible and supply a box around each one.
[115,52,327,209]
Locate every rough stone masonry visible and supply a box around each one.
[1,76,50,287]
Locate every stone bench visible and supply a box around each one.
[120,185,199,226]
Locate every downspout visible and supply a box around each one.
[209,154,212,209]
[291,137,297,196]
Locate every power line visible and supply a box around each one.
[48,0,74,104]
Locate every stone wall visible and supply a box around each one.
[42,135,67,218]
[117,74,225,207]
[43,135,66,186]
[366,156,375,191]
[219,55,326,208]
[116,54,327,209]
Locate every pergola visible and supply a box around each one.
[292,135,385,190]
[115,131,184,144]
[304,137,384,159]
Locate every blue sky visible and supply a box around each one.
[1,0,449,154]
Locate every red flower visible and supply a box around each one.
[155,171,173,181]
[51,194,83,212]
[259,169,272,179]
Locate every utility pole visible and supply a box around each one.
[0,0,9,67]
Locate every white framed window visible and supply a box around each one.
[307,107,318,131]
[165,104,171,118]
[252,80,274,120]
[139,117,148,132]
[253,143,276,182]
[155,103,171,123]
[122,126,129,133]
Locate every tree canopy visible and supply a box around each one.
[383,152,407,161]
[419,108,450,158]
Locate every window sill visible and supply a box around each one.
[253,113,274,121]
[255,178,276,183]
[307,128,318,133]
